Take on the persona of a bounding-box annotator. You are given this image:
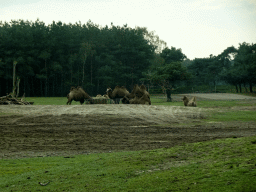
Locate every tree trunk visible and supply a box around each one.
[12,62,17,97]
[239,84,242,93]
[166,87,172,102]
[235,85,238,93]
[61,72,63,97]
[71,62,73,84]
[31,77,34,96]
[244,83,248,92]
[23,77,26,97]
[16,77,20,98]
[40,79,43,96]
[45,59,48,97]
[97,78,99,94]
[249,83,253,93]
[82,60,85,86]
[52,76,55,97]
[91,57,93,94]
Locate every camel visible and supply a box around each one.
[126,84,150,99]
[67,86,93,105]
[92,94,109,104]
[106,85,130,104]
[130,94,151,105]
[121,95,130,104]
[122,94,151,105]
[182,96,197,107]
[103,94,110,99]
[121,84,151,105]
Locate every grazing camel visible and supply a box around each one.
[67,86,93,105]
[106,86,130,104]
[182,96,197,107]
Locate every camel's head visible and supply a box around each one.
[140,84,146,90]
[106,87,112,93]
[70,86,76,91]
[182,96,189,101]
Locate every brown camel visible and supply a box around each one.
[67,86,93,105]
[122,93,151,105]
[182,96,197,107]
[106,86,130,104]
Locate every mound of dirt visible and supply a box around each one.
[0,105,255,159]
[0,105,205,125]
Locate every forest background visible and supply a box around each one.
[0,19,255,97]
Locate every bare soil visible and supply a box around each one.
[1,103,256,159]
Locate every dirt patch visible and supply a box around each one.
[0,105,256,159]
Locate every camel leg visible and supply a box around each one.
[80,99,85,105]
[115,98,120,104]
[67,99,72,105]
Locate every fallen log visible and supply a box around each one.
[0,93,33,105]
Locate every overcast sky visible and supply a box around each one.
[1,0,256,59]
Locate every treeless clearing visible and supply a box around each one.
[1,104,256,159]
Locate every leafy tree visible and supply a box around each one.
[234,42,256,92]
[220,43,256,93]
[160,47,187,63]
[151,61,190,101]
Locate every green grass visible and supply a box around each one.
[20,94,256,106]
[22,97,77,105]
[208,111,256,122]
[150,97,183,106]
[1,136,256,191]
[1,97,256,191]
[195,100,256,108]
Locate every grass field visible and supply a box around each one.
[1,136,256,191]
[1,96,256,191]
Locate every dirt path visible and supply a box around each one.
[179,93,256,100]
[1,104,256,159]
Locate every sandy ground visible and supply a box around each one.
[1,93,256,159]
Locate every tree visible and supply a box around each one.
[234,42,256,92]
[220,43,256,93]
[160,47,187,64]
[38,50,51,97]
[152,62,190,101]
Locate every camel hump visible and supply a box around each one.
[140,84,146,90]
[70,86,76,91]
[134,84,139,88]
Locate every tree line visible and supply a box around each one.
[0,19,158,97]
[0,19,255,97]
[186,43,256,93]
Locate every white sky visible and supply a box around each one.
[1,0,256,59]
